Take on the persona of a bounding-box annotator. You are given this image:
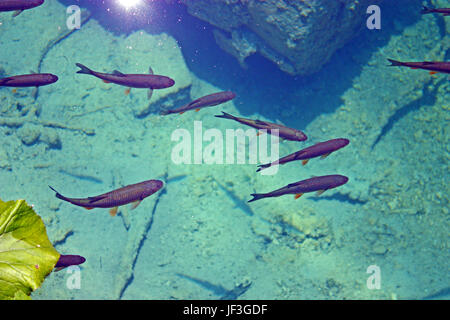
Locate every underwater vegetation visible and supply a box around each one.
[0,198,84,299]
[0,0,448,300]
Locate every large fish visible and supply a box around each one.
[0,73,58,87]
[421,6,450,16]
[160,91,236,115]
[49,179,163,216]
[0,0,44,17]
[215,111,307,142]
[388,59,450,75]
[75,63,175,100]
[257,138,349,171]
[248,175,349,202]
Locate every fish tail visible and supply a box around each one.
[421,6,433,14]
[215,111,236,120]
[387,58,404,67]
[75,63,93,75]
[248,193,265,203]
[256,164,270,172]
[48,185,67,201]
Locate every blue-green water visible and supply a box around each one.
[0,0,448,300]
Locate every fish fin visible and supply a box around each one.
[254,119,268,126]
[84,207,94,210]
[387,59,403,67]
[287,182,299,188]
[429,71,437,75]
[75,63,93,75]
[294,193,303,199]
[214,111,236,120]
[109,207,118,217]
[316,190,326,196]
[112,70,126,77]
[320,152,331,159]
[148,66,154,75]
[409,67,419,70]
[130,200,142,210]
[302,159,309,166]
[256,164,270,172]
[248,193,264,203]
[87,195,108,203]
[12,10,23,17]
[48,185,68,202]
[179,111,185,115]
[12,88,17,93]
[256,130,264,136]
[54,267,65,272]
[148,89,153,100]
[195,108,200,112]
[125,88,131,95]
[48,185,61,195]
[1,78,13,85]
[102,80,110,84]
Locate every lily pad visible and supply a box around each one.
[0,199,60,300]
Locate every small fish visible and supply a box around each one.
[0,73,58,87]
[215,111,307,142]
[49,179,163,216]
[54,254,86,272]
[0,0,44,17]
[421,6,450,16]
[160,91,236,115]
[248,175,349,202]
[75,63,175,100]
[388,59,450,75]
[257,138,349,171]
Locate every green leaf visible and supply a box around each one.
[0,199,60,300]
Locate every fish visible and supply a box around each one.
[257,138,349,171]
[421,6,450,16]
[0,73,58,87]
[160,91,236,115]
[0,0,44,17]
[75,63,175,100]
[248,174,349,202]
[54,254,86,272]
[49,179,164,216]
[388,59,450,75]
[215,111,307,141]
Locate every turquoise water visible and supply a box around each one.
[0,0,448,300]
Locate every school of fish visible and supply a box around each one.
[1,1,448,271]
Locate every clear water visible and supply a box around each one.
[0,0,448,300]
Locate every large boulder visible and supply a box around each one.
[180,0,383,75]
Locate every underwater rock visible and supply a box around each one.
[15,123,62,149]
[16,123,41,146]
[181,0,383,75]
[40,129,62,150]
[0,151,11,171]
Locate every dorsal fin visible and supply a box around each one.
[87,194,108,203]
[254,119,268,126]
[112,70,126,77]
[287,182,300,188]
